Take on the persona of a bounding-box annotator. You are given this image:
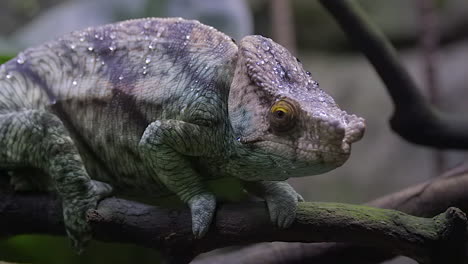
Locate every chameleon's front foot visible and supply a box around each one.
[264,185,304,228]
[62,180,113,252]
[187,192,216,238]
[244,181,304,228]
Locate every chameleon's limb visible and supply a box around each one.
[187,192,217,238]
[243,181,304,228]
[139,119,223,238]
[0,110,112,251]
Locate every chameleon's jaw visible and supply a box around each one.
[243,113,365,178]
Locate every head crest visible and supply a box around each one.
[239,36,319,98]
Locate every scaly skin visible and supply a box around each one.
[0,18,365,250]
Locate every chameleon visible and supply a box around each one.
[0,18,365,250]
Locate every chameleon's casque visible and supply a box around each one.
[0,18,365,249]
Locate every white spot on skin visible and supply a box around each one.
[109,32,116,39]
[118,75,124,80]
[72,80,78,86]
[145,57,151,64]
[87,46,94,52]
[6,73,12,79]
[16,55,25,65]
[156,28,165,38]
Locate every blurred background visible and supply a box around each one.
[1,0,468,263]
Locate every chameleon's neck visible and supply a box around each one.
[223,138,289,182]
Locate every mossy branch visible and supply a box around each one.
[0,191,466,264]
[204,165,468,264]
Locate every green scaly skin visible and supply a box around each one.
[0,18,365,250]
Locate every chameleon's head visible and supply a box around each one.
[228,35,365,180]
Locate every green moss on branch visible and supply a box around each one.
[0,192,466,263]
[294,203,467,263]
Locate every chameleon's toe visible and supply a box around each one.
[62,200,94,253]
[188,192,216,238]
[67,225,91,254]
[91,180,113,200]
[265,190,301,229]
[62,185,105,252]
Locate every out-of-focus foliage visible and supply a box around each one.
[0,235,160,264]
[0,55,13,64]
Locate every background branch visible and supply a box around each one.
[416,0,444,175]
[1,190,467,264]
[318,0,468,149]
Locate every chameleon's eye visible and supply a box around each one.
[269,99,297,133]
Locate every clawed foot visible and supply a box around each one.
[187,192,216,238]
[265,185,303,228]
[62,180,113,253]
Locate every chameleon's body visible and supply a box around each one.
[0,18,365,249]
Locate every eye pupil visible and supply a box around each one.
[275,110,286,118]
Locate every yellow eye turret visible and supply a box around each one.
[269,99,297,132]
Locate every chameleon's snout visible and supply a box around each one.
[344,114,365,143]
[308,112,365,156]
[341,114,365,153]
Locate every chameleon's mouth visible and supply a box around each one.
[248,140,351,169]
[295,145,351,168]
[231,139,352,181]
[272,145,351,177]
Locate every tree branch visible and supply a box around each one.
[1,190,467,264]
[318,0,468,149]
[197,164,468,264]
